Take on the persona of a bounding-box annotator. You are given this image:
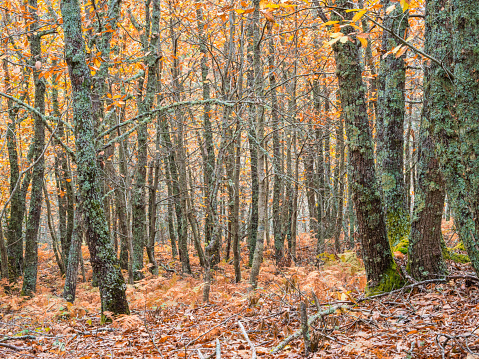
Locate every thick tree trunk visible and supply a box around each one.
[61,0,129,317]
[431,0,479,275]
[328,1,401,293]
[408,0,449,281]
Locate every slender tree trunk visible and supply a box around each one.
[22,0,46,295]
[269,24,283,264]
[164,162,178,258]
[168,12,191,274]
[52,69,75,266]
[246,20,259,267]
[117,138,130,270]
[377,0,410,247]
[333,117,345,253]
[3,55,29,282]
[63,211,83,303]
[250,0,267,288]
[44,182,65,275]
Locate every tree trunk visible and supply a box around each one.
[431,0,479,275]
[377,0,410,247]
[22,0,46,295]
[63,211,83,303]
[250,0,267,288]
[61,0,129,318]
[328,1,401,293]
[408,0,449,281]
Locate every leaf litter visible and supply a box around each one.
[0,223,478,358]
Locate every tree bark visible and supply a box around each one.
[61,0,129,317]
[22,0,46,296]
[377,0,410,247]
[328,1,401,292]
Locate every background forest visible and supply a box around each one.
[1,0,479,357]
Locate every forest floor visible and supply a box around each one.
[1,220,479,359]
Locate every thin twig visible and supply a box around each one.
[185,309,244,348]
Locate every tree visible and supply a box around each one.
[431,0,479,276]
[408,0,449,281]
[326,0,402,293]
[60,0,129,318]
[377,1,410,248]
[22,0,46,296]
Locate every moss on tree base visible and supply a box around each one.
[366,263,405,296]
[393,237,409,255]
[442,241,470,264]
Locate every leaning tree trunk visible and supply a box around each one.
[60,0,129,318]
[327,0,402,293]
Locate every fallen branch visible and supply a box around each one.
[0,342,30,351]
[238,320,256,359]
[316,275,479,306]
[74,328,116,335]
[215,338,221,359]
[271,305,345,354]
[159,263,176,273]
[0,335,36,342]
[186,309,244,348]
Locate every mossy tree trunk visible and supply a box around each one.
[61,0,129,316]
[130,0,161,280]
[431,0,479,276]
[377,0,410,247]
[22,0,46,296]
[63,211,83,303]
[327,1,401,292]
[408,0,449,281]
[3,58,30,282]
